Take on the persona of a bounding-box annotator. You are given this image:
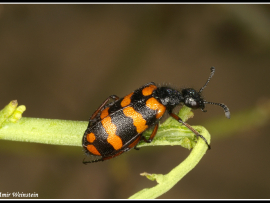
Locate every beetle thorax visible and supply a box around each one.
[152,87,183,111]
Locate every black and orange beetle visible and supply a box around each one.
[82,67,230,163]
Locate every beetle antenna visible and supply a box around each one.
[204,101,230,119]
[199,67,215,94]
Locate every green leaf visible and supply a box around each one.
[128,106,210,199]
[129,126,210,199]
[137,106,197,150]
[0,100,26,127]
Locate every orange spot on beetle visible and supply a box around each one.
[100,107,109,119]
[87,144,101,156]
[87,132,96,143]
[146,97,166,119]
[142,85,157,96]
[123,107,148,133]
[101,117,123,150]
[121,92,133,107]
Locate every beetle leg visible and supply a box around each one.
[83,157,103,164]
[126,134,142,150]
[133,123,159,151]
[134,146,140,150]
[90,95,119,120]
[88,95,119,127]
[83,151,124,164]
[169,112,211,149]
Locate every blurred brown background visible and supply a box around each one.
[0,4,270,199]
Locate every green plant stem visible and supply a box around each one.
[0,117,87,146]
[129,126,210,199]
[0,101,199,149]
